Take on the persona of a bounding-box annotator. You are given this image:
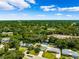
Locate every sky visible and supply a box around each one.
[0,0,79,20]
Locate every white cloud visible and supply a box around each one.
[66,15,73,17]
[55,13,63,16]
[27,0,36,4]
[58,7,79,11]
[40,5,56,11]
[55,13,73,17]
[0,0,15,10]
[41,5,79,12]
[7,0,30,10]
[0,0,36,10]
[36,14,46,17]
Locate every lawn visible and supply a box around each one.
[29,50,38,55]
[42,51,74,59]
[61,55,73,59]
[43,52,56,59]
[19,47,27,53]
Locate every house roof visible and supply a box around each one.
[62,49,79,57]
[1,37,10,43]
[47,47,60,53]
[2,32,13,34]
[41,44,48,48]
[0,44,4,48]
[2,37,10,40]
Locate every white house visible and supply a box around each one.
[0,44,4,49]
[62,49,79,59]
[38,51,43,57]
[2,32,13,36]
[0,44,5,54]
[56,53,61,59]
[46,47,61,59]
[1,37,10,43]
[20,41,33,47]
[19,41,26,47]
[47,47,60,54]
[8,48,16,51]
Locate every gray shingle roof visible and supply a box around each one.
[47,47,60,53]
[62,49,79,57]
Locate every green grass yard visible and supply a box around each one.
[43,52,56,59]
[19,47,27,53]
[61,55,73,59]
[29,50,39,55]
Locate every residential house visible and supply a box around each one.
[46,47,60,54]
[2,32,13,36]
[1,37,10,43]
[46,47,61,59]
[20,41,26,47]
[20,41,33,47]
[62,49,79,59]
[0,44,4,49]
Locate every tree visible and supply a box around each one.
[3,50,23,59]
[34,48,40,53]
[55,39,67,49]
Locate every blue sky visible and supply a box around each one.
[0,0,79,20]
